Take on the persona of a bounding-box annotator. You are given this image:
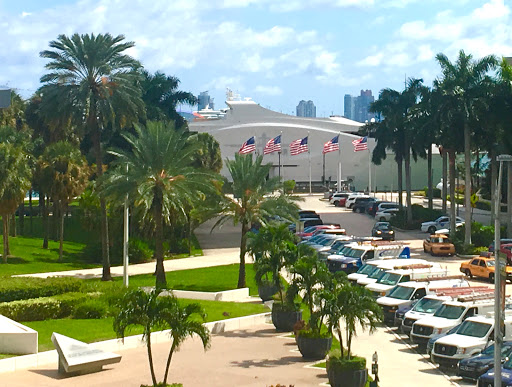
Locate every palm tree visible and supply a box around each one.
[192,132,223,173]
[0,140,32,262]
[39,33,145,280]
[113,289,210,387]
[214,153,300,288]
[37,142,90,261]
[140,70,197,127]
[102,121,219,289]
[435,50,498,245]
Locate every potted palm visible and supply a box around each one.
[247,223,302,329]
[291,250,333,359]
[324,280,383,387]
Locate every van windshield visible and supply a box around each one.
[369,268,385,279]
[412,298,444,314]
[377,272,401,286]
[388,286,415,300]
[344,248,365,259]
[434,304,466,319]
[357,264,377,275]
[318,238,336,246]
[457,320,492,338]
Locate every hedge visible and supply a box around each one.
[327,350,366,372]
[0,292,98,321]
[0,277,82,303]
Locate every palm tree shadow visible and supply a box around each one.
[230,355,307,368]
[2,256,28,264]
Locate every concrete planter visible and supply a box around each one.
[271,308,302,332]
[327,367,368,387]
[296,335,332,359]
[258,283,278,302]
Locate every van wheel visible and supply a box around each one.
[428,226,436,234]
[464,269,473,279]
[489,273,494,283]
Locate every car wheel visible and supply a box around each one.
[357,207,363,213]
[348,203,354,209]
[428,226,436,234]
[489,273,494,283]
[464,269,473,279]
[333,200,339,206]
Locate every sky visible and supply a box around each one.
[0,0,511,117]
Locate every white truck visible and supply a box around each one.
[410,292,499,348]
[366,265,446,298]
[431,312,512,367]
[376,276,470,323]
[356,260,433,287]
[400,287,491,335]
[348,258,426,284]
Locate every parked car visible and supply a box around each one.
[366,200,385,216]
[420,216,465,234]
[352,197,376,213]
[478,356,512,386]
[345,193,368,208]
[371,222,395,241]
[329,192,350,207]
[423,234,455,256]
[299,210,320,219]
[296,224,338,240]
[500,243,512,265]
[489,238,512,253]
[458,341,512,380]
[460,256,512,283]
[375,208,400,222]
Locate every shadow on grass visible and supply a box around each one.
[2,256,29,264]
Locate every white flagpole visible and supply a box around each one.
[308,133,312,195]
[337,132,342,192]
[368,137,372,196]
[279,131,283,182]
[123,164,129,287]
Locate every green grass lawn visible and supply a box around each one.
[24,299,269,352]
[83,264,259,296]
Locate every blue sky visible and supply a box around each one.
[0,0,511,117]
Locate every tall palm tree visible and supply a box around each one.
[39,33,144,280]
[113,289,210,387]
[214,153,300,288]
[102,121,219,289]
[435,50,498,245]
[37,142,90,261]
[140,70,197,127]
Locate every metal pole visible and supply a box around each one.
[338,132,342,192]
[368,145,372,196]
[494,159,503,387]
[123,174,129,287]
[278,152,281,182]
[308,132,312,195]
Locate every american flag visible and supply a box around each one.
[263,135,282,155]
[290,136,308,156]
[323,135,339,154]
[352,136,368,152]
[238,136,256,154]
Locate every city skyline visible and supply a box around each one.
[0,1,510,117]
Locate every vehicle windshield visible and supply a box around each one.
[457,321,492,338]
[433,304,466,319]
[481,343,512,356]
[357,264,378,275]
[388,286,415,300]
[412,298,444,314]
[377,272,401,286]
[303,226,317,233]
[307,235,323,243]
[376,225,392,231]
[369,268,386,279]
[486,260,495,267]
[318,238,336,246]
[344,248,365,259]
[330,241,348,250]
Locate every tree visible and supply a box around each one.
[435,50,498,245]
[39,33,144,280]
[102,121,219,289]
[113,289,210,387]
[140,70,197,127]
[37,142,90,261]
[191,132,223,173]
[214,153,300,288]
[0,138,32,262]
[0,90,26,130]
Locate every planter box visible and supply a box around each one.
[296,335,332,359]
[271,309,302,332]
[327,367,368,387]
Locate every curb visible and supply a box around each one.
[0,312,271,374]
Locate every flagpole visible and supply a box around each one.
[308,132,312,195]
[279,131,282,182]
[338,132,342,192]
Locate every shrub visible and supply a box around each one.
[72,299,108,319]
[128,238,154,263]
[422,187,441,198]
[327,350,366,372]
[0,277,81,303]
[283,180,296,194]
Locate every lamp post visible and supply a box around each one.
[494,154,512,387]
[366,118,375,195]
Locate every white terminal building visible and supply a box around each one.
[189,90,441,192]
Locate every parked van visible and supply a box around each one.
[348,258,418,284]
[431,312,512,367]
[366,265,446,297]
[410,292,499,347]
[354,258,429,287]
[376,276,470,323]
[400,287,491,335]
[327,242,409,274]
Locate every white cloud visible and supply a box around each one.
[358,52,384,67]
[254,85,282,95]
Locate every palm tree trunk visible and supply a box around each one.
[154,191,167,289]
[397,157,403,208]
[442,149,448,213]
[337,325,344,358]
[58,202,65,262]
[490,149,496,225]
[52,200,58,242]
[405,149,413,224]
[2,216,8,263]
[145,330,158,387]
[29,189,33,235]
[427,145,433,210]
[237,221,248,288]
[463,122,472,245]
[42,193,49,249]
[163,338,178,385]
[19,201,24,236]
[10,213,16,237]
[507,164,512,238]
[449,150,457,237]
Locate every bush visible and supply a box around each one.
[283,180,296,194]
[128,238,154,263]
[72,299,108,319]
[422,187,441,198]
[0,277,82,303]
[327,350,366,372]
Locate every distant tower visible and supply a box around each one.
[344,90,375,122]
[296,100,316,117]
[197,91,214,110]
[344,94,354,120]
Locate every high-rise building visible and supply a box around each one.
[343,90,375,122]
[296,100,316,117]
[197,91,214,110]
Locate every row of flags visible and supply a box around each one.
[239,135,368,155]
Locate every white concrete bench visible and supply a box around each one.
[0,315,38,355]
[51,332,121,375]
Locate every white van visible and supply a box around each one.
[410,292,499,347]
[356,259,430,287]
[348,258,421,284]
[345,193,369,208]
[366,265,446,297]
[376,277,470,323]
[400,287,491,335]
[431,312,512,367]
